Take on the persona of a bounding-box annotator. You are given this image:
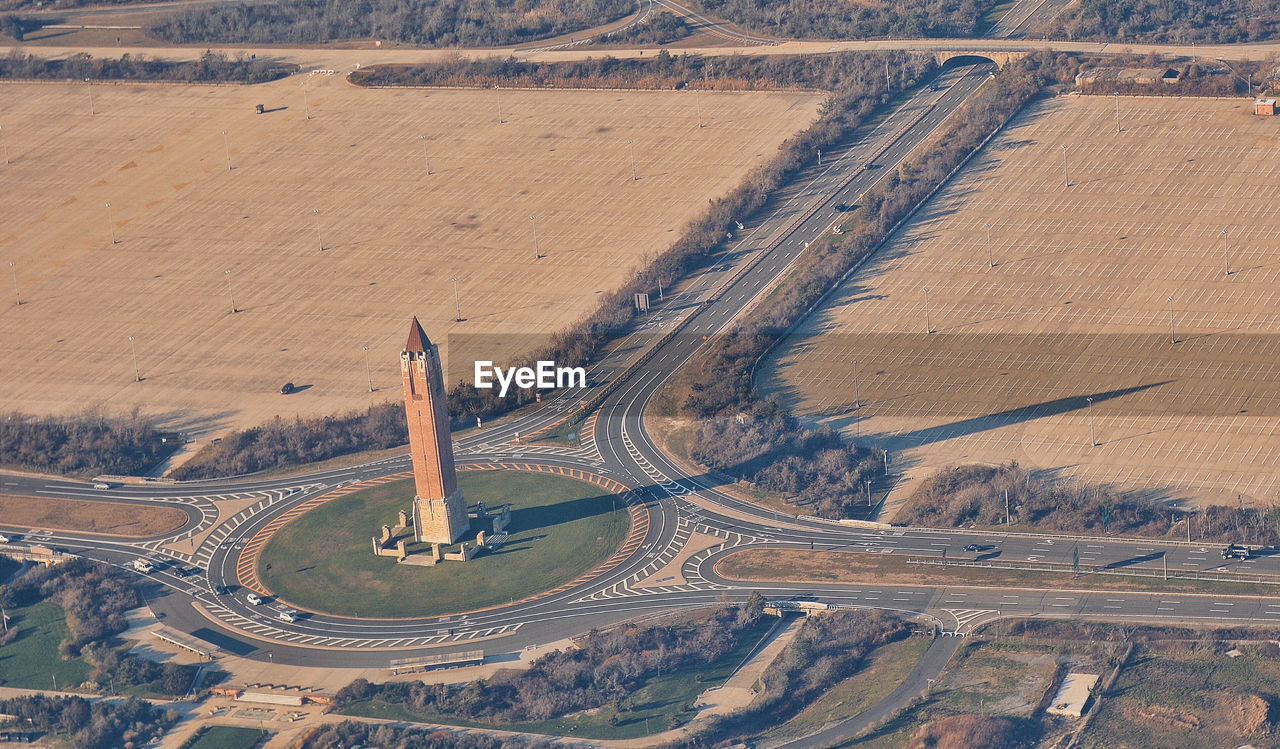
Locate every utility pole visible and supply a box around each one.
[452,277,462,322]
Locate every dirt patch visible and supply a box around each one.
[1215,691,1270,734]
[1125,703,1202,731]
[0,494,188,537]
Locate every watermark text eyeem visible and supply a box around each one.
[474,360,586,398]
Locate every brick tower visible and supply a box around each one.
[401,317,470,544]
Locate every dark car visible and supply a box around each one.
[280,382,296,395]
[963,543,982,552]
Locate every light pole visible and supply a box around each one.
[817,148,822,167]
[1220,228,1230,276]
[128,336,141,382]
[1086,396,1097,446]
[362,345,374,392]
[1167,295,1177,344]
[627,139,637,181]
[420,135,431,174]
[1061,145,1070,187]
[695,94,704,128]
[852,359,861,408]
[301,82,311,120]
[222,130,231,171]
[8,262,18,306]
[1113,91,1121,133]
[922,287,932,334]
[451,277,462,322]
[312,209,323,251]
[85,78,94,116]
[0,125,8,164]
[530,215,540,260]
[224,269,237,313]
[105,202,117,244]
[495,86,503,124]
[985,222,994,268]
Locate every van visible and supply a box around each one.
[132,558,155,574]
[276,608,298,623]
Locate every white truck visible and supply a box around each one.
[132,558,155,574]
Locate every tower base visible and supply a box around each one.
[413,487,470,545]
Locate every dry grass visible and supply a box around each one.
[0,493,188,536]
[0,75,821,445]
[760,96,1280,509]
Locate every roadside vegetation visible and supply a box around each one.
[691,0,1001,39]
[1042,0,1280,44]
[0,694,174,749]
[599,10,691,45]
[0,559,197,697]
[335,600,772,735]
[149,0,633,46]
[0,50,292,83]
[899,462,1280,546]
[0,409,176,478]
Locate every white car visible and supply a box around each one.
[276,608,298,623]
[245,592,263,605]
[0,534,10,543]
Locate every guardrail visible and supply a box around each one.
[907,557,1280,586]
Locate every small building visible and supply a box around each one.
[1075,67,1181,86]
[1255,99,1277,116]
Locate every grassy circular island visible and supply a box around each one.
[258,470,629,618]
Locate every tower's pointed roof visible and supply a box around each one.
[405,317,433,353]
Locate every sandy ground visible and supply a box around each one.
[0,492,188,535]
[762,95,1280,509]
[0,74,821,444]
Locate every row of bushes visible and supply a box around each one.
[171,51,933,479]
[333,599,766,722]
[899,462,1280,545]
[0,410,176,478]
[148,0,634,46]
[692,0,1000,40]
[0,49,291,83]
[299,724,553,749]
[1044,0,1280,44]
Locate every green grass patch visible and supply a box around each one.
[764,635,931,742]
[259,471,628,618]
[0,600,91,690]
[180,725,269,749]
[342,615,776,739]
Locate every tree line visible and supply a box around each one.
[0,49,291,83]
[1,558,196,696]
[0,694,173,749]
[692,0,999,40]
[171,51,933,479]
[332,599,766,723]
[299,724,556,749]
[898,462,1280,546]
[148,0,634,46]
[0,410,175,478]
[1043,0,1279,44]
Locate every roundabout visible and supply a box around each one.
[255,468,634,619]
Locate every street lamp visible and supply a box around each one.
[127,336,141,382]
[85,78,94,116]
[222,130,231,171]
[922,287,933,334]
[420,135,431,174]
[1167,295,1177,344]
[627,139,637,182]
[1086,396,1097,446]
[0,125,9,164]
[1219,228,1231,276]
[312,209,323,251]
[224,269,237,313]
[530,215,541,260]
[495,86,503,124]
[362,345,374,392]
[985,222,994,268]
[852,359,861,408]
[8,262,18,306]
[301,82,311,120]
[1060,145,1070,187]
[1113,91,1121,133]
[452,277,462,322]
[105,202,117,244]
